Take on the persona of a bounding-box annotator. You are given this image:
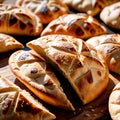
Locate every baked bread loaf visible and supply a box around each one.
[86,34,120,75]
[100,2,120,30]
[9,50,74,111]
[41,13,107,40]
[63,0,119,16]
[16,0,69,24]
[27,34,109,104]
[0,33,23,53]
[0,75,56,120]
[0,4,42,36]
[109,82,120,120]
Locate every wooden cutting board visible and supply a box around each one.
[0,45,120,120]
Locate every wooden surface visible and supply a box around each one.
[0,0,120,119]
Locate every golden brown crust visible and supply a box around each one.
[0,4,43,36]
[86,34,120,75]
[109,82,120,120]
[0,33,23,53]
[41,13,107,40]
[27,34,109,104]
[0,75,56,120]
[100,2,120,30]
[63,0,119,16]
[16,0,69,24]
[9,50,74,111]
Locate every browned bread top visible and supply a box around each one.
[9,50,75,111]
[0,4,43,36]
[41,13,107,40]
[63,0,119,16]
[109,82,120,120]
[27,34,109,104]
[0,33,23,53]
[86,34,120,74]
[100,2,120,30]
[16,0,69,24]
[0,75,56,120]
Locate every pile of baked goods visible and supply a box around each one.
[0,0,120,119]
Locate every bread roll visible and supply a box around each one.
[100,2,120,30]
[27,34,109,104]
[41,13,107,40]
[0,33,23,53]
[86,34,120,75]
[0,75,56,120]
[63,0,119,16]
[16,0,69,24]
[9,50,74,111]
[109,82,120,120]
[0,4,43,36]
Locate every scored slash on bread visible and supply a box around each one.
[41,13,107,40]
[0,75,56,120]
[0,4,43,36]
[27,34,109,104]
[9,50,75,111]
